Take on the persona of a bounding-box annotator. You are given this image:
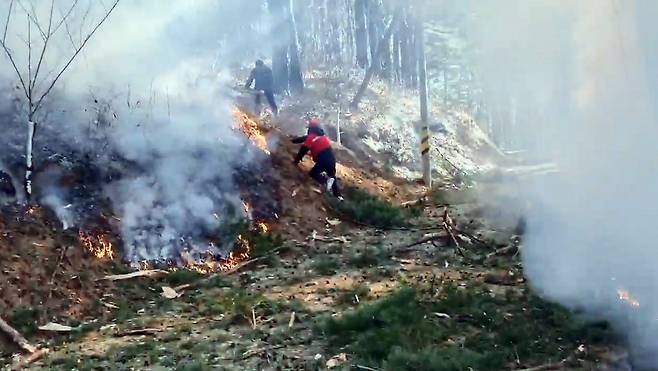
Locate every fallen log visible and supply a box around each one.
[0,316,37,354]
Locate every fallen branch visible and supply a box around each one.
[241,344,287,360]
[98,269,168,282]
[0,316,37,354]
[114,328,160,337]
[516,358,569,371]
[48,247,68,299]
[193,247,286,288]
[406,232,448,248]
[355,365,382,371]
[486,245,519,260]
[443,208,465,256]
[11,348,49,370]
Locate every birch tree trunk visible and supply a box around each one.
[25,117,36,198]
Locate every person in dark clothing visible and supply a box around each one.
[245,60,278,116]
[292,118,343,199]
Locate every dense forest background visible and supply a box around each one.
[222,0,533,154]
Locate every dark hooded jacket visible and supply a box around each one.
[245,65,274,92]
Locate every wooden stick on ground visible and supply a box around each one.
[0,316,37,354]
[11,348,49,370]
[400,232,448,249]
[443,208,465,256]
[98,269,168,282]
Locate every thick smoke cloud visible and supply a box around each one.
[464,0,658,366]
[0,1,269,262]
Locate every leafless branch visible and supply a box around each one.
[78,1,93,44]
[27,13,31,100]
[0,37,30,101]
[15,0,46,40]
[51,0,79,36]
[2,0,15,45]
[59,9,77,50]
[32,0,121,115]
[29,0,56,93]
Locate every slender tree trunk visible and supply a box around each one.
[367,0,381,65]
[351,10,401,110]
[399,10,412,85]
[393,26,401,83]
[380,17,392,81]
[288,0,304,94]
[328,0,342,64]
[268,0,291,93]
[407,18,418,89]
[354,0,368,68]
[416,18,431,187]
[345,0,356,66]
[25,115,36,199]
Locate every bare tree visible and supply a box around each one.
[350,9,401,110]
[0,0,120,200]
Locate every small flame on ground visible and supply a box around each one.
[618,289,640,308]
[257,223,269,233]
[183,232,257,274]
[26,206,40,216]
[79,231,114,260]
[232,109,271,155]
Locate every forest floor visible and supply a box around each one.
[0,77,630,370]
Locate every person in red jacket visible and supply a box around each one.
[292,118,343,199]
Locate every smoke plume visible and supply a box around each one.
[0,1,270,263]
[464,0,658,366]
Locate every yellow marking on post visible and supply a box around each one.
[420,126,431,155]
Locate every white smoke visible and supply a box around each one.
[0,1,270,262]
[463,0,658,366]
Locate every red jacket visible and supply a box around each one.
[303,134,332,160]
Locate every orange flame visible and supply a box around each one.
[183,232,256,274]
[79,231,114,260]
[257,223,269,233]
[232,109,270,155]
[618,289,640,308]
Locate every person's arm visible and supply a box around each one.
[294,146,309,164]
[291,135,307,144]
[244,69,255,89]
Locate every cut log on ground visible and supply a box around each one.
[0,316,37,354]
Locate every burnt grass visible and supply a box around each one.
[317,285,614,371]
